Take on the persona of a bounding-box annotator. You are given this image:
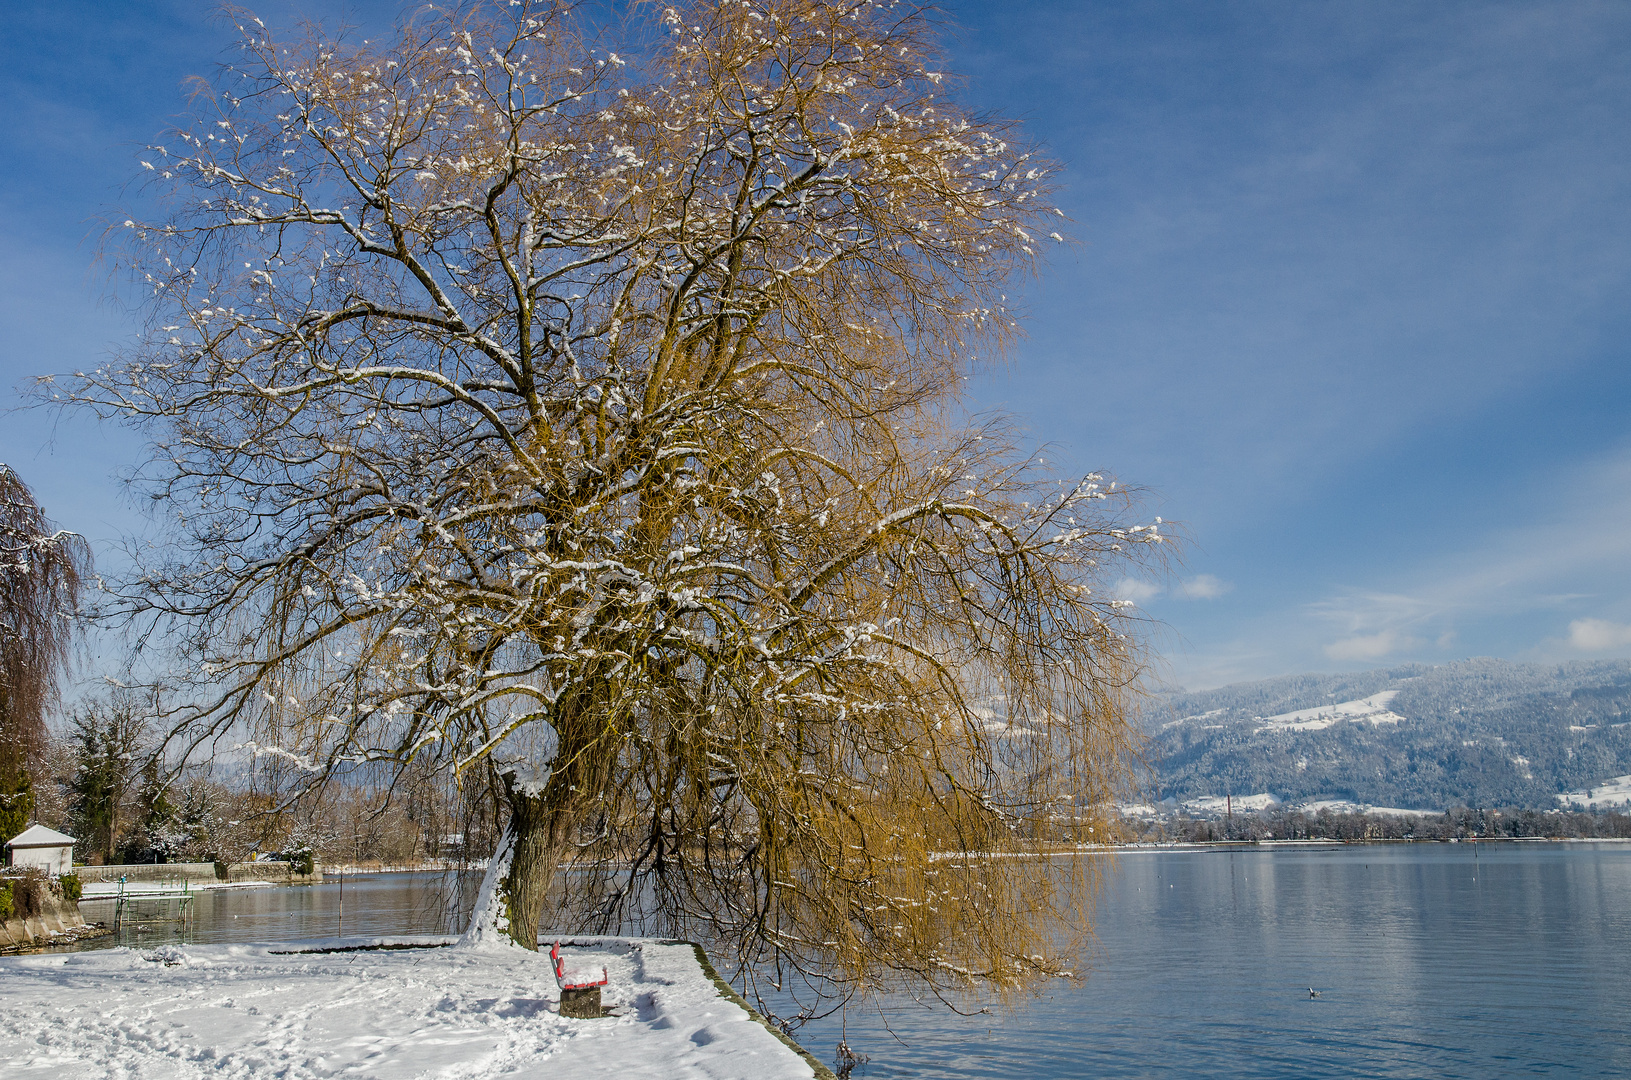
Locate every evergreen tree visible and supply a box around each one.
[0,770,32,843]
[66,698,147,865]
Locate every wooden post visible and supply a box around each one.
[559,986,603,1019]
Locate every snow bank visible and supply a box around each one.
[0,937,820,1079]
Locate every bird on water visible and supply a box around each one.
[1308,988,1322,998]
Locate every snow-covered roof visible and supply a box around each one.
[5,824,76,848]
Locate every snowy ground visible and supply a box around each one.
[1120,795,1444,822]
[1297,800,1441,818]
[0,936,818,1079]
[1556,773,1631,809]
[1251,690,1407,734]
[1182,792,1282,815]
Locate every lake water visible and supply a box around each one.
[74,870,464,945]
[790,842,1631,1079]
[69,842,1631,1078]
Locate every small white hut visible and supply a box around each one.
[5,824,76,875]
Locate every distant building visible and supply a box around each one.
[5,825,76,875]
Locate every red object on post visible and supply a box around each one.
[550,940,608,991]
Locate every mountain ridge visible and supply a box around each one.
[1137,657,1631,810]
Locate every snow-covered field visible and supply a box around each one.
[1297,800,1441,818]
[0,937,817,1079]
[1251,690,1407,734]
[1118,794,1446,820]
[1181,792,1282,814]
[1556,774,1631,809]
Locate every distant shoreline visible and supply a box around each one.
[1113,836,1631,852]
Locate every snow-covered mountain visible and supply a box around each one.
[1139,657,1631,811]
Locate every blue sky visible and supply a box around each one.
[4,1,1631,690]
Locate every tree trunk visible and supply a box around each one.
[500,784,567,950]
[459,782,569,951]
[461,695,604,950]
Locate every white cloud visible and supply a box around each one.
[1567,618,1631,652]
[1310,590,1435,632]
[1180,574,1233,600]
[1113,577,1163,604]
[1325,629,1412,662]
[1289,447,1631,669]
[1112,574,1232,605]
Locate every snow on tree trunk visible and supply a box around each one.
[458,822,517,949]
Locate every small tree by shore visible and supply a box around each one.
[65,696,149,865]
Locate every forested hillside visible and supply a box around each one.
[1140,658,1631,810]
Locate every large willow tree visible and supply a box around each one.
[0,466,91,839]
[68,0,1164,1008]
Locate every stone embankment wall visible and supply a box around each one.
[0,878,96,950]
[322,860,474,875]
[74,861,324,887]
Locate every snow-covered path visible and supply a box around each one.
[0,937,817,1079]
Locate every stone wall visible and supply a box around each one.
[0,876,93,950]
[74,861,324,886]
[225,861,323,884]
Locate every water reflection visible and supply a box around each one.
[72,870,478,951]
